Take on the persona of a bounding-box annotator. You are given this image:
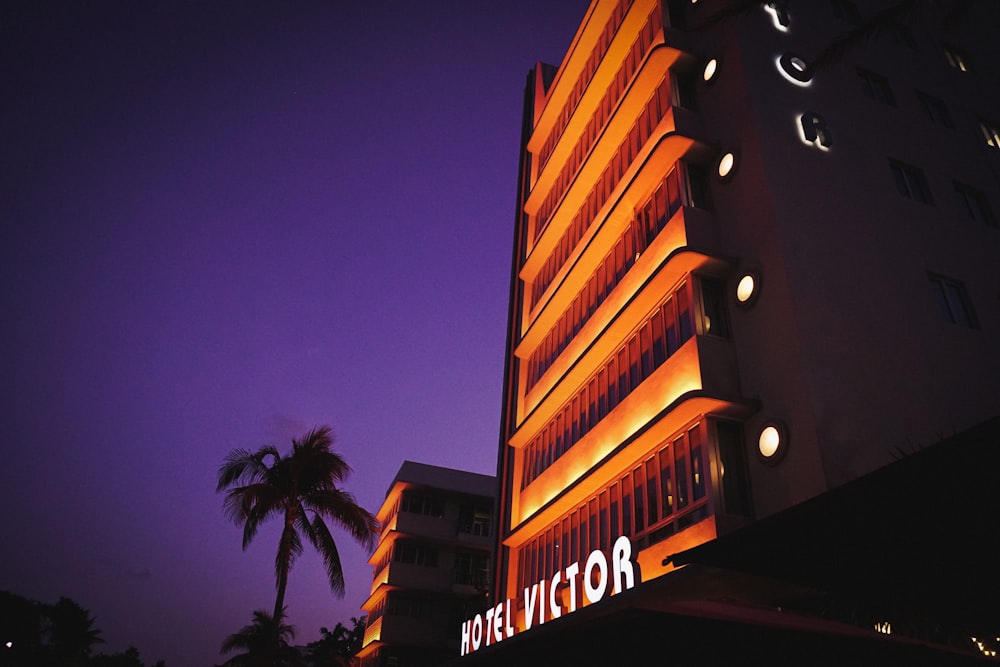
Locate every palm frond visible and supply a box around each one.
[216,445,282,491]
[309,515,346,597]
[220,608,296,658]
[306,488,379,550]
[807,0,924,73]
[688,0,765,32]
[240,493,285,549]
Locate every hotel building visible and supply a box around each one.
[359,462,495,667]
[485,0,1000,661]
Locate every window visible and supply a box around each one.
[716,421,751,517]
[857,68,896,106]
[916,91,953,128]
[393,541,439,567]
[928,274,979,329]
[400,491,444,517]
[700,277,729,337]
[831,0,861,24]
[386,593,430,618]
[458,501,492,536]
[929,274,978,327]
[454,552,489,587]
[954,182,997,227]
[979,118,1000,150]
[943,44,971,72]
[889,160,933,204]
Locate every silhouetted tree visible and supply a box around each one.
[89,646,145,667]
[220,609,303,667]
[0,590,47,666]
[217,426,378,621]
[305,616,366,667]
[46,596,104,665]
[1,591,162,667]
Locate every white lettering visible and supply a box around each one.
[491,602,504,643]
[484,606,495,646]
[538,579,546,624]
[460,536,639,656]
[612,535,636,593]
[548,570,562,619]
[564,561,580,613]
[471,614,483,652]
[583,549,608,604]
[460,619,471,656]
[523,581,540,630]
[505,598,515,638]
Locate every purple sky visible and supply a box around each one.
[0,2,588,664]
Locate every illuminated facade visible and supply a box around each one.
[491,0,1000,655]
[358,462,495,667]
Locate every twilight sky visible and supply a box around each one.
[0,2,589,664]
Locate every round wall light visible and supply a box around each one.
[735,272,759,306]
[703,58,719,83]
[718,151,737,179]
[758,421,788,462]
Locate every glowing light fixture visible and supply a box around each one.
[736,273,757,304]
[718,152,736,179]
[703,58,718,82]
[758,422,787,461]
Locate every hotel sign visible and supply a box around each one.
[459,536,639,656]
[766,1,834,150]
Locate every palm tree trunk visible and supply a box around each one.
[273,519,295,621]
[273,572,288,622]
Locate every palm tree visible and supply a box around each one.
[220,609,303,667]
[217,426,379,620]
[45,596,104,666]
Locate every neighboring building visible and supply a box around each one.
[358,462,495,667]
[480,0,998,663]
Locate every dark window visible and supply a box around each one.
[393,541,439,567]
[929,274,978,328]
[954,182,997,227]
[673,70,697,109]
[831,0,861,24]
[400,491,444,517]
[386,593,430,618]
[889,160,933,204]
[454,552,489,587]
[715,420,751,517]
[916,91,953,128]
[458,501,492,536]
[686,164,710,210]
[943,44,971,72]
[700,277,729,337]
[980,118,1000,150]
[857,68,896,106]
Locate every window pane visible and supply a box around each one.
[633,466,646,532]
[659,448,674,518]
[645,458,659,525]
[674,435,690,510]
[690,426,706,501]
